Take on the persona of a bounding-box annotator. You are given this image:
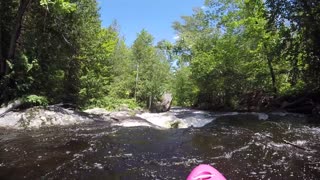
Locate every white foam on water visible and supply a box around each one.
[133,108,275,129]
[179,115,216,128]
[93,163,103,169]
[250,112,269,120]
[211,112,269,120]
[268,142,291,149]
[113,121,152,128]
[294,140,307,146]
[211,145,251,160]
[173,109,215,127]
[136,109,215,129]
[136,112,182,128]
[224,145,250,159]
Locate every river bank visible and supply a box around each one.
[0,105,157,129]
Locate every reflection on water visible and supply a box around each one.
[0,109,320,179]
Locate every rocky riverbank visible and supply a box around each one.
[0,105,156,129]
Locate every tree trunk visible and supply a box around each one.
[7,0,31,71]
[267,56,277,95]
[148,94,152,110]
[0,20,4,75]
[134,63,139,101]
[0,3,4,76]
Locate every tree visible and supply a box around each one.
[79,24,119,106]
[132,30,171,109]
[0,0,75,76]
[173,65,197,106]
[0,0,77,103]
[266,0,320,91]
[172,0,291,109]
[108,38,135,99]
[132,30,154,103]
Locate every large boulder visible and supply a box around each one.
[151,93,173,113]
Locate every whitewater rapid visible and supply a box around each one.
[134,107,308,129]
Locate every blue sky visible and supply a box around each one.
[98,0,205,46]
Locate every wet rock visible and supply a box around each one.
[169,121,180,129]
[0,106,93,129]
[84,108,110,116]
[278,95,316,114]
[82,108,113,122]
[110,111,131,118]
[0,100,23,116]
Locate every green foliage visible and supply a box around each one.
[1,0,318,112]
[22,95,49,106]
[108,38,136,99]
[173,65,198,106]
[132,30,172,109]
[87,97,139,111]
[0,53,39,103]
[40,0,76,13]
[172,0,312,109]
[79,26,119,104]
[0,0,173,110]
[265,0,320,91]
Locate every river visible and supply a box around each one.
[0,108,320,179]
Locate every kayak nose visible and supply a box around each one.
[187,164,226,180]
[192,171,214,180]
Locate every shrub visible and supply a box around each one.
[22,95,49,106]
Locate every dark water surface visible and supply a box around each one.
[1,111,320,179]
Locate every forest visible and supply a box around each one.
[1,0,319,114]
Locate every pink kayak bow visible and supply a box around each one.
[187,164,226,180]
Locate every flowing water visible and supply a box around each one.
[1,108,320,179]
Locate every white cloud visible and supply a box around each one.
[173,35,180,41]
[201,6,207,10]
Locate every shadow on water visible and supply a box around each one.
[1,111,320,179]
